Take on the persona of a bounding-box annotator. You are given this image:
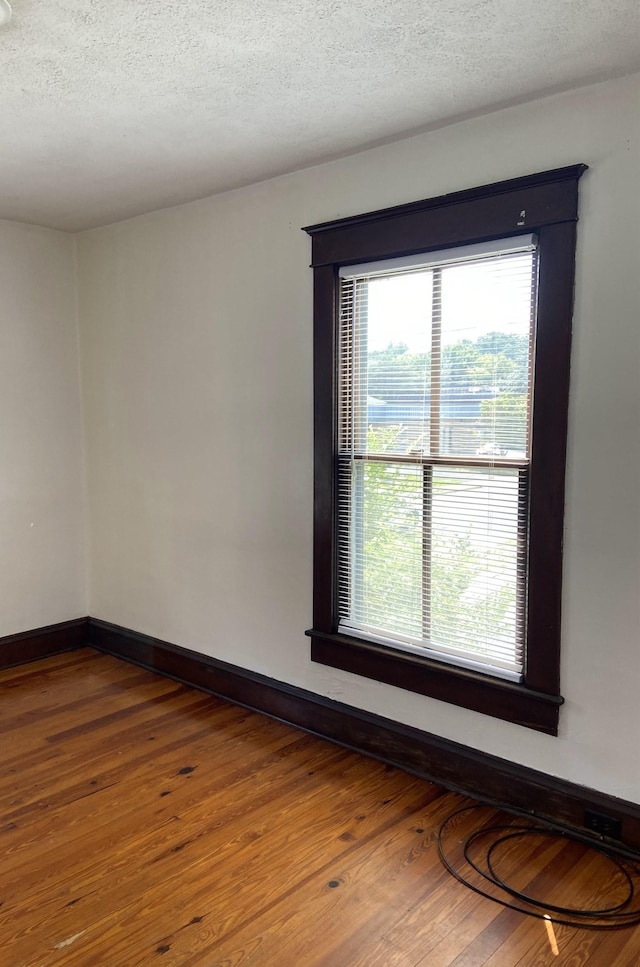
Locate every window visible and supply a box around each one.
[304,166,587,734]
[338,237,536,680]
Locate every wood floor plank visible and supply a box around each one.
[502,848,633,966]
[614,927,640,967]
[0,687,214,820]
[360,813,563,967]
[155,790,457,967]
[2,721,380,938]
[0,718,310,890]
[30,758,435,965]
[14,765,433,965]
[0,649,95,685]
[0,653,131,720]
[1,650,639,967]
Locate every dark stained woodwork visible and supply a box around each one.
[312,262,340,632]
[525,220,578,695]
[304,165,588,731]
[88,618,640,852]
[0,617,88,670]
[1,650,639,966]
[309,629,561,734]
[303,165,588,267]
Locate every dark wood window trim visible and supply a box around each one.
[303,165,588,736]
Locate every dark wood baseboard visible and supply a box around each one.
[0,617,89,670]
[87,617,640,851]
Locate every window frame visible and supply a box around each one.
[303,165,587,735]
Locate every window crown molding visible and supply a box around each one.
[303,164,588,268]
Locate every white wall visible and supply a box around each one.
[0,221,87,635]
[76,72,640,802]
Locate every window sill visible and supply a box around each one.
[306,629,563,735]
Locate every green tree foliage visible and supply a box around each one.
[479,393,528,449]
[359,457,423,637]
[441,340,479,386]
[367,342,430,402]
[367,333,529,402]
[430,535,515,653]
[355,427,517,655]
[470,333,529,395]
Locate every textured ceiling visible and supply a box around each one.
[0,0,638,232]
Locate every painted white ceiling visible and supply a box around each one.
[0,0,638,232]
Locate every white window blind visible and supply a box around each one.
[337,238,538,680]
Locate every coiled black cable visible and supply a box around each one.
[437,804,640,930]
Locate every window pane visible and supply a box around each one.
[364,272,432,456]
[340,460,423,638]
[352,253,535,460]
[338,243,535,678]
[428,466,524,670]
[440,254,534,458]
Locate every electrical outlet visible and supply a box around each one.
[584,809,622,840]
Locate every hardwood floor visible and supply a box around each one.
[0,650,639,966]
